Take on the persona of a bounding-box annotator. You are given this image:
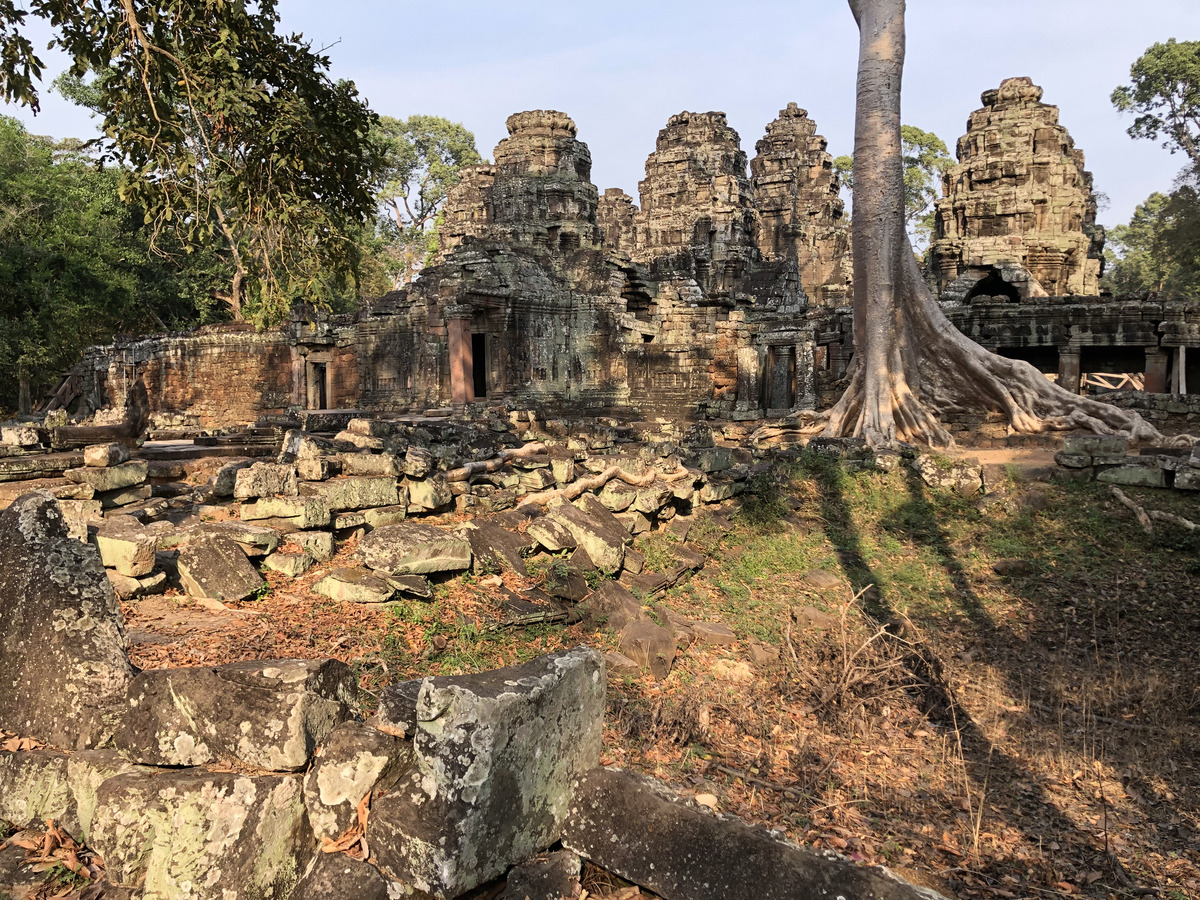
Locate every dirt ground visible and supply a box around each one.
[120,454,1200,900]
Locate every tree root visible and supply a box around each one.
[1110,485,1198,534]
[446,442,546,482]
[519,464,692,506]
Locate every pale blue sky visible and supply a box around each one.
[5,1,1199,228]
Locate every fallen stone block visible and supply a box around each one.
[0,492,133,750]
[0,750,73,832]
[562,767,943,900]
[526,515,577,552]
[598,480,638,511]
[1063,433,1128,457]
[241,495,331,528]
[95,482,153,509]
[91,769,312,900]
[303,475,400,511]
[199,520,281,556]
[304,721,412,842]
[547,498,626,575]
[291,852,417,900]
[579,582,645,632]
[83,442,131,468]
[367,648,605,899]
[58,497,102,541]
[369,678,424,739]
[106,569,167,601]
[408,475,453,511]
[699,475,743,503]
[459,520,535,574]
[212,459,256,496]
[1054,451,1093,469]
[177,533,264,602]
[404,446,434,478]
[234,461,299,500]
[314,567,395,604]
[358,522,472,576]
[503,850,583,900]
[601,650,642,677]
[114,658,355,770]
[94,515,157,576]
[365,504,409,528]
[618,619,675,680]
[291,530,335,561]
[264,551,313,578]
[1,425,40,447]
[1096,465,1166,488]
[691,621,737,646]
[1176,467,1200,490]
[65,459,148,492]
[339,451,400,477]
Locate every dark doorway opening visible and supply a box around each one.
[995,346,1060,374]
[471,333,488,398]
[309,362,328,409]
[965,271,1021,303]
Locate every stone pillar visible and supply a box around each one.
[735,347,760,411]
[767,346,794,411]
[1177,346,1189,395]
[1058,349,1081,395]
[795,339,816,409]
[447,313,473,405]
[1144,348,1168,394]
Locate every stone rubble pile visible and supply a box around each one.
[0,490,942,900]
[1054,433,1200,490]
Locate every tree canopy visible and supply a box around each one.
[1112,38,1200,166]
[1105,180,1200,299]
[370,115,481,287]
[1,0,381,324]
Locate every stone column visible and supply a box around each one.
[446,310,474,405]
[735,347,760,411]
[1144,348,1168,394]
[768,346,794,411]
[1058,349,1081,395]
[794,339,816,409]
[1178,346,1189,396]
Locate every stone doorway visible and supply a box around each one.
[472,333,488,399]
[306,356,331,409]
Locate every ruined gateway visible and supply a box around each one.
[69,80,1199,428]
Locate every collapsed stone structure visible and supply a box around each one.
[930,77,1104,302]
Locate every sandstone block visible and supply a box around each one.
[65,459,148,492]
[114,658,356,770]
[367,648,605,898]
[291,530,335,561]
[404,446,434,478]
[91,770,311,900]
[263,551,312,578]
[459,520,535,574]
[291,852,416,900]
[407,475,453,511]
[339,452,400,477]
[199,520,281,556]
[83,442,131,467]
[1063,434,1128,457]
[304,475,400,511]
[177,534,264,602]
[96,482,153,509]
[1096,465,1166,488]
[58,497,102,541]
[94,515,157,576]
[364,504,409,528]
[503,850,582,900]
[547,498,626,574]
[314,567,395,604]
[358,522,472,576]
[106,569,167,601]
[562,767,942,900]
[241,495,330,528]
[526,515,577,552]
[618,619,676,680]
[369,678,423,739]
[0,492,133,749]
[234,462,299,500]
[211,459,255,496]
[303,721,412,842]
[579,582,644,633]
[1175,467,1200,490]
[597,480,638,511]
[1,425,40,447]
[0,750,73,832]
[699,475,741,503]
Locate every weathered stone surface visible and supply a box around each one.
[212,459,255,496]
[547,497,625,575]
[200,520,282,556]
[291,530,335,561]
[460,520,535,574]
[91,769,312,900]
[0,750,73,831]
[94,515,157,576]
[303,475,400,511]
[503,850,583,900]
[1176,467,1200,490]
[177,533,264,602]
[291,852,421,900]
[365,504,409,528]
[390,574,434,599]
[931,77,1103,301]
[1096,465,1166,488]
[580,582,644,633]
[58,497,102,541]
[107,569,167,601]
[358,522,472,576]
[911,456,983,494]
[618,619,676,680]
[303,721,412,842]
[526,515,577,552]
[234,461,299,500]
[368,648,605,899]
[1,424,40,447]
[691,621,737,646]
[65,459,148,492]
[114,658,356,770]
[83,442,131,468]
[66,749,147,843]
[242,495,331,528]
[263,551,312,578]
[562,767,943,900]
[369,678,424,740]
[1063,434,1128,457]
[0,492,133,749]
[96,482,153,509]
[407,475,453,511]
[314,567,395,604]
[339,451,400,477]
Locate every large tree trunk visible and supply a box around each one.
[824,0,1164,448]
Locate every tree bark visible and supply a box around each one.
[823,0,1165,448]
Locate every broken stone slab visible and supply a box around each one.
[358,521,472,576]
[1054,451,1093,469]
[518,468,557,491]
[1,425,41,447]
[601,650,641,677]
[291,530,335,562]
[580,582,645,633]
[526,515,577,552]
[0,492,133,750]
[241,495,331,528]
[367,648,605,899]
[303,720,412,842]
[302,475,401,511]
[106,569,167,601]
[94,515,157,576]
[1063,433,1128,457]
[114,658,356,770]
[212,459,256,496]
[542,562,590,603]
[634,481,676,515]
[691,621,737,646]
[1096,465,1167,488]
[562,767,944,900]
[291,852,421,900]
[198,520,281,556]
[177,533,264,602]
[407,475,453,511]
[263,551,313,578]
[95,482,153,510]
[368,678,424,740]
[0,750,73,832]
[91,769,312,900]
[699,475,743,503]
[339,451,400,477]
[503,850,583,900]
[547,498,626,575]
[597,480,638,511]
[66,750,149,844]
[64,459,147,492]
[618,619,676,680]
[314,567,395,604]
[1176,467,1200,490]
[389,574,433,600]
[233,461,299,500]
[615,510,651,535]
[365,504,409,528]
[459,520,535,574]
[404,446,434,478]
[83,442,131,468]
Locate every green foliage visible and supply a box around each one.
[1112,38,1200,165]
[833,154,854,190]
[1103,179,1200,299]
[0,115,220,410]
[369,115,481,288]
[2,1,381,325]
